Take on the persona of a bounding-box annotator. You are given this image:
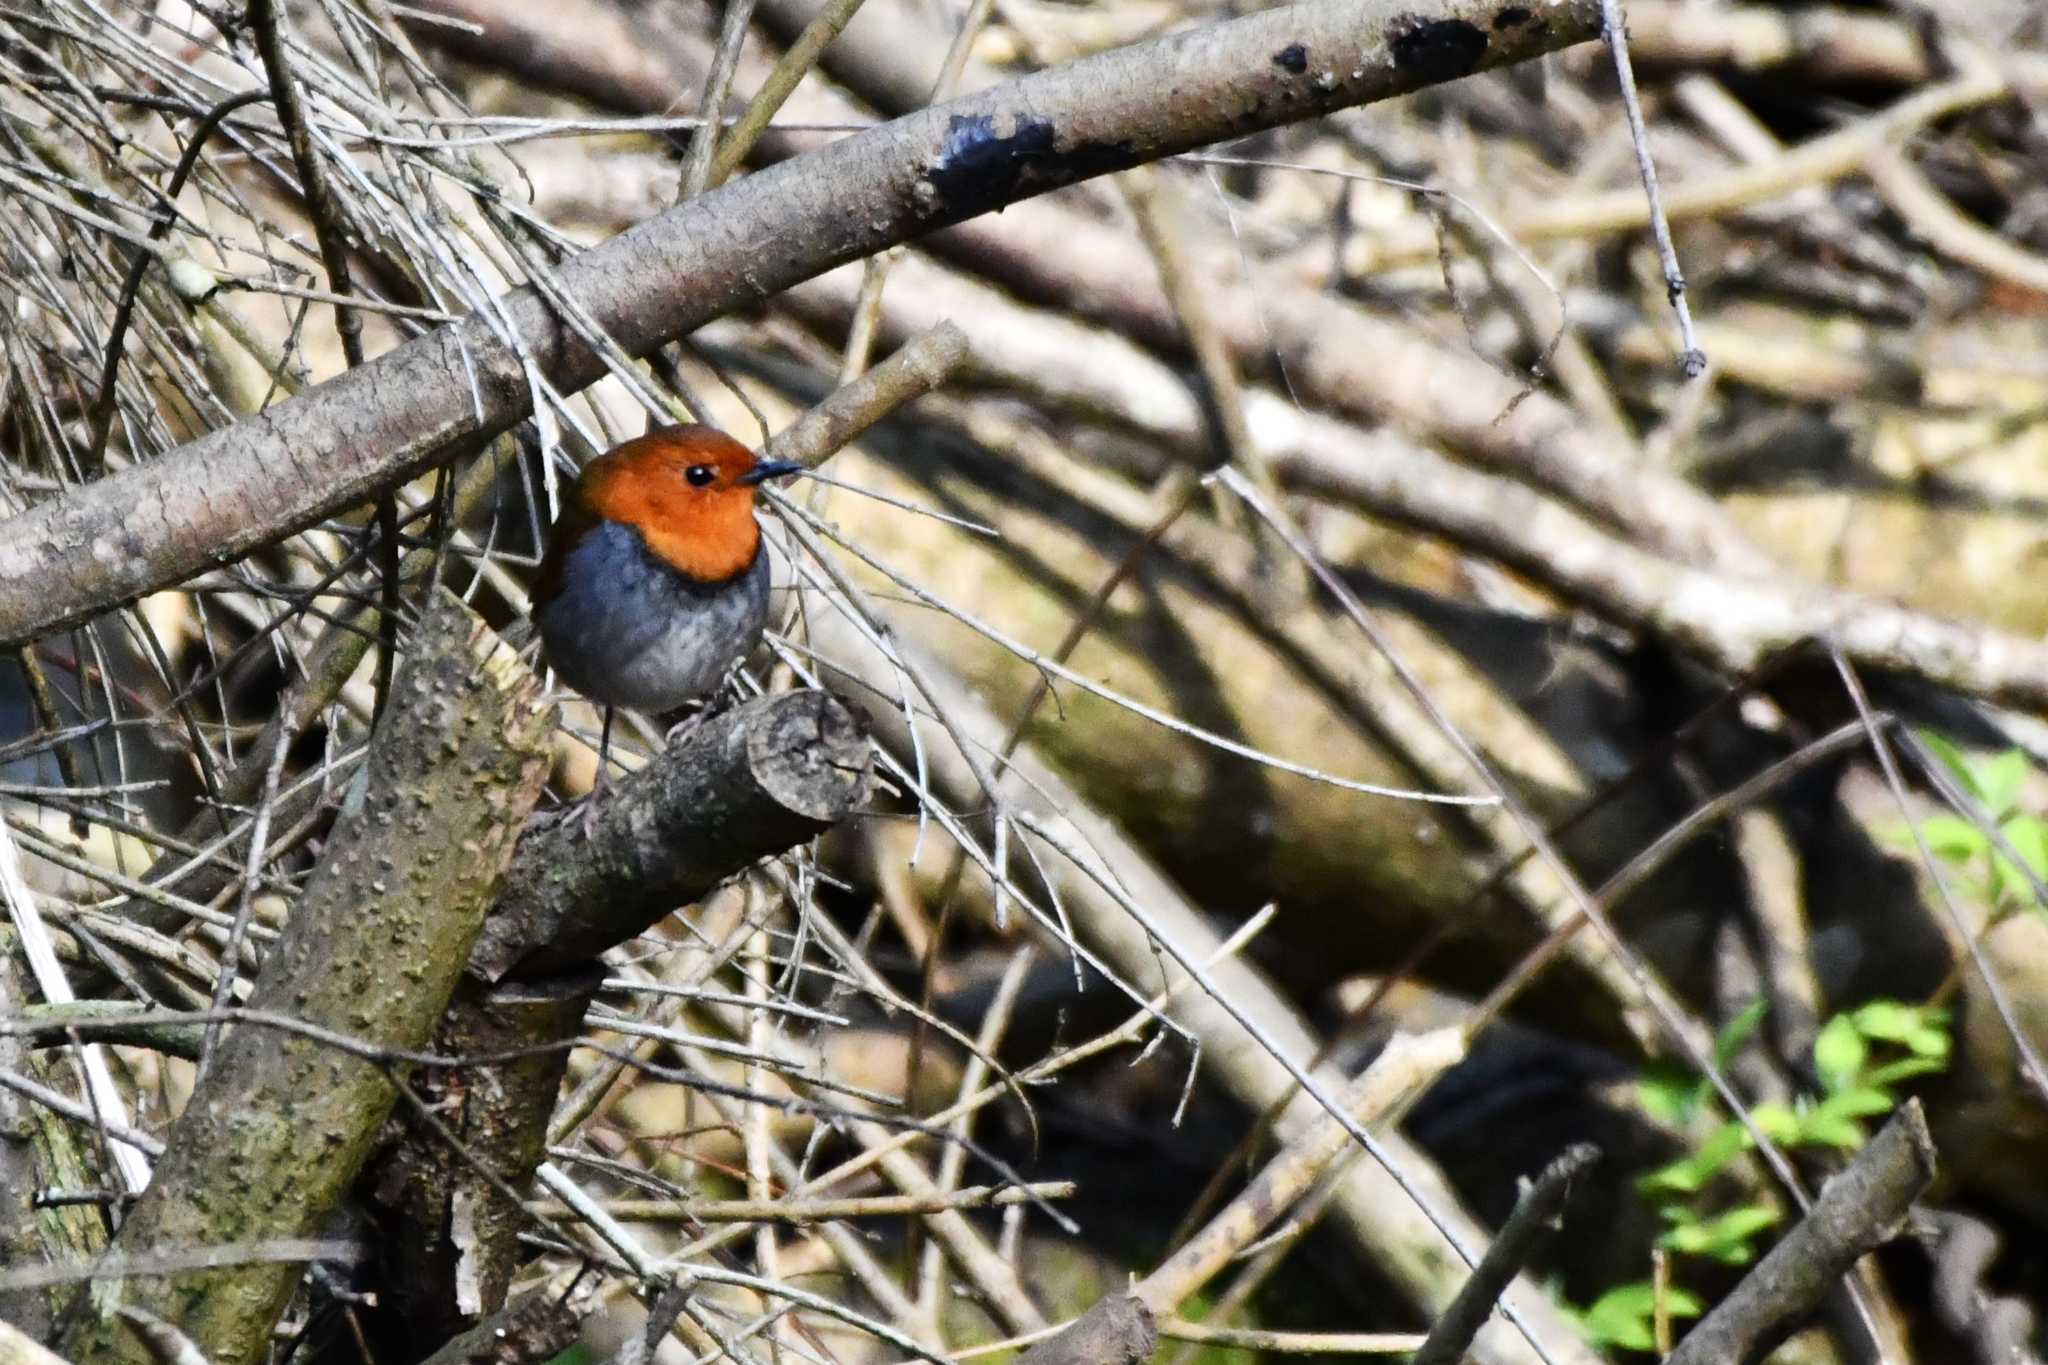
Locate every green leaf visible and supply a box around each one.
[1864,1057,1946,1086]
[1706,1204,1783,1243]
[1714,999,1770,1070]
[1851,1000,1920,1042]
[1794,1096,1875,1154]
[1638,1062,1705,1127]
[1907,1025,1952,1058]
[1813,1014,1868,1094]
[1749,1102,1801,1144]
[1976,749,2028,819]
[1816,1086,1898,1120]
[1579,1287,1655,1352]
[2002,815,2048,885]
[1576,1283,1702,1351]
[1659,1205,1783,1264]
[1918,731,1980,797]
[1797,1111,1866,1148]
[1915,814,1991,864]
[1639,1121,1749,1196]
[1993,852,2033,907]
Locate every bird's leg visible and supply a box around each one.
[581,705,614,839]
[663,701,711,748]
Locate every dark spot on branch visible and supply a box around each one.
[1493,6,1533,28]
[1387,17,1488,82]
[924,113,1135,220]
[1272,42,1308,74]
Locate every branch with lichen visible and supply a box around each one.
[60,593,554,1365]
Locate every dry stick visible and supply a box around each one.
[741,915,783,1353]
[523,1181,1076,1223]
[707,0,871,188]
[366,969,603,1340]
[1011,1297,1156,1365]
[1337,66,2009,274]
[118,433,513,929]
[0,819,152,1196]
[761,321,966,472]
[0,1318,74,1365]
[411,1293,583,1365]
[467,690,871,981]
[0,1066,161,1158]
[1133,1029,1466,1315]
[1597,0,1704,376]
[1121,168,1294,579]
[661,999,1051,1332]
[645,909,1278,1314]
[81,87,271,477]
[194,718,294,1076]
[900,469,1199,1175]
[0,0,1604,648]
[248,0,402,726]
[114,1309,210,1365]
[802,589,1593,1365]
[678,0,759,201]
[1156,1324,1423,1354]
[915,946,1035,1333]
[780,268,1642,1017]
[9,646,91,839]
[1411,1145,1600,1365]
[832,0,988,386]
[1665,1102,1937,1365]
[1864,142,2048,297]
[543,907,760,1145]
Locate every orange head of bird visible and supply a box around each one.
[569,424,802,584]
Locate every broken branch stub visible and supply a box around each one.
[471,689,871,982]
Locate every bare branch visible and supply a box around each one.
[0,0,1601,649]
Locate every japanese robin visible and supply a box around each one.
[534,423,802,817]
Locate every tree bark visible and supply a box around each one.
[469,690,871,983]
[61,593,554,1365]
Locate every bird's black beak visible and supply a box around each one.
[740,460,806,485]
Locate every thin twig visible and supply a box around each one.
[1412,1145,1600,1365]
[1598,0,1705,376]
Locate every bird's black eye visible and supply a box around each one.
[684,464,716,487]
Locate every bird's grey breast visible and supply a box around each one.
[537,520,770,712]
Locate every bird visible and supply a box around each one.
[533,423,802,824]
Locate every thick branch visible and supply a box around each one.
[0,0,1600,648]
[1014,1297,1156,1365]
[61,594,554,1365]
[469,690,871,983]
[362,971,602,1352]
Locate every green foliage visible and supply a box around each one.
[1556,1281,1703,1352]
[1567,735,2000,1353]
[1892,737,2048,913]
[1568,997,1951,1352]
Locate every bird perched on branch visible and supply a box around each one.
[534,423,803,822]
